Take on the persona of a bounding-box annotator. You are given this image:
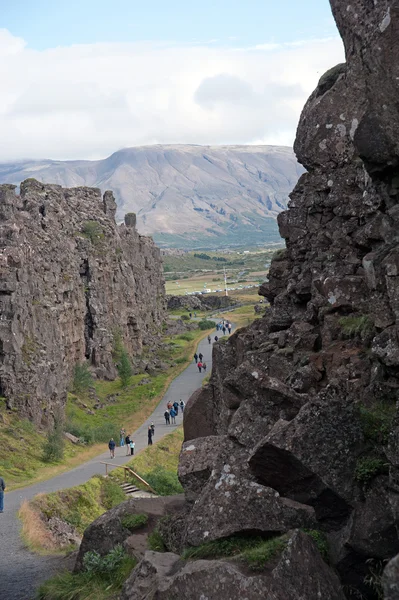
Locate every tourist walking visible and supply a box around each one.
[173,400,179,415]
[130,439,135,455]
[222,326,226,335]
[108,438,116,459]
[197,361,203,373]
[207,335,211,344]
[228,323,232,334]
[150,422,155,437]
[170,408,177,424]
[180,399,185,412]
[125,433,131,456]
[198,352,203,361]
[0,475,5,513]
[167,401,172,410]
[214,335,219,342]
[202,361,207,372]
[194,353,198,363]
[120,428,126,447]
[148,426,153,446]
[164,410,170,425]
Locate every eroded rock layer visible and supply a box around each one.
[0,179,165,423]
[158,1,399,597]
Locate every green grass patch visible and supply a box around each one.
[339,315,374,339]
[198,319,216,330]
[359,402,395,445]
[81,221,105,246]
[111,428,184,496]
[182,534,287,571]
[302,530,329,562]
[37,546,135,600]
[31,475,125,536]
[148,528,167,552]
[355,457,389,486]
[121,513,148,530]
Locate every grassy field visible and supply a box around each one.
[0,327,213,491]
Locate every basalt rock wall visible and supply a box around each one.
[0,179,165,423]
[143,2,399,598]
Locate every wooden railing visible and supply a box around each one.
[100,462,157,495]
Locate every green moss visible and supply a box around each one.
[241,536,287,571]
[121,513,148,530]
[355,457,389,486]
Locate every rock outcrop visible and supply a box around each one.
[126,1,399,598]
[121,531,345,600]
[0,179,165,423]
[166,294,237,312]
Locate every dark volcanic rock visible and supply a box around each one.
[0,179,165,423]
[121,531,345,600]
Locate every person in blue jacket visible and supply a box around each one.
[108,438,116,459]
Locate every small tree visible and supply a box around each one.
[117,348,133,388]
[42,412,65,462]
[72,362,93,394]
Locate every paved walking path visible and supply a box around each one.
[0,321,235,600]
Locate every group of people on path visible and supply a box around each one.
[108,429,136,458]
[164,399,184,425]
[216,320,232,336]
[193,351,207,373]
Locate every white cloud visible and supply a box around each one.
[0,30,344,161]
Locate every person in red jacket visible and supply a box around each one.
[197,361,203,373]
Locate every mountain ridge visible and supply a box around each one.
[0,144,304,248]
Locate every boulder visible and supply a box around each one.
[121,531,345,600]
[178,436,226,503]
[74,495,185,572]
[249,386,364,526]
[383,552,399,600]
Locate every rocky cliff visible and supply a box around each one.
[0,179,165,423]
[120,1,399,598]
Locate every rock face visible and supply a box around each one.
[166,294,237,312]
[0,179,165,423]
[121,531,345,600]
[159,1,399,597]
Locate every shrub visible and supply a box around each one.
[83,544,126,575]
[180,314,190,321]
[81,221,104,245]
[198,319,215,330]
[72,363,93,394]
[139,465,183,496]
[42,414,65,462]
[121,513,148,530]
[177,333,195,341]
[117,348,133,388]
[355,456,388,485]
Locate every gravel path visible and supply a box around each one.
[0,321,234,600]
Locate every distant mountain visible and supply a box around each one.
[0,145,304,248]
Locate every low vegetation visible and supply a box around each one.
[42,413,65,463]
[81,221,105,245]
[37,545,135,600]
[197,319,216,330]
[182,534,288,571]
[359,401,395,445]
[121,513,148,531]
[355,456,389,486]
[338,315,374,339]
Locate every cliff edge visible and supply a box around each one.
[0,179,165,423]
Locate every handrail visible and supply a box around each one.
[100,462,157,495]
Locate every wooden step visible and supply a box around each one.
[120,483,140,493]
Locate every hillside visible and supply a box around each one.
[0,145,303,248]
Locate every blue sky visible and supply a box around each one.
[2,0,337,50]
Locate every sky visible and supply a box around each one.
[0,0,345,161]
